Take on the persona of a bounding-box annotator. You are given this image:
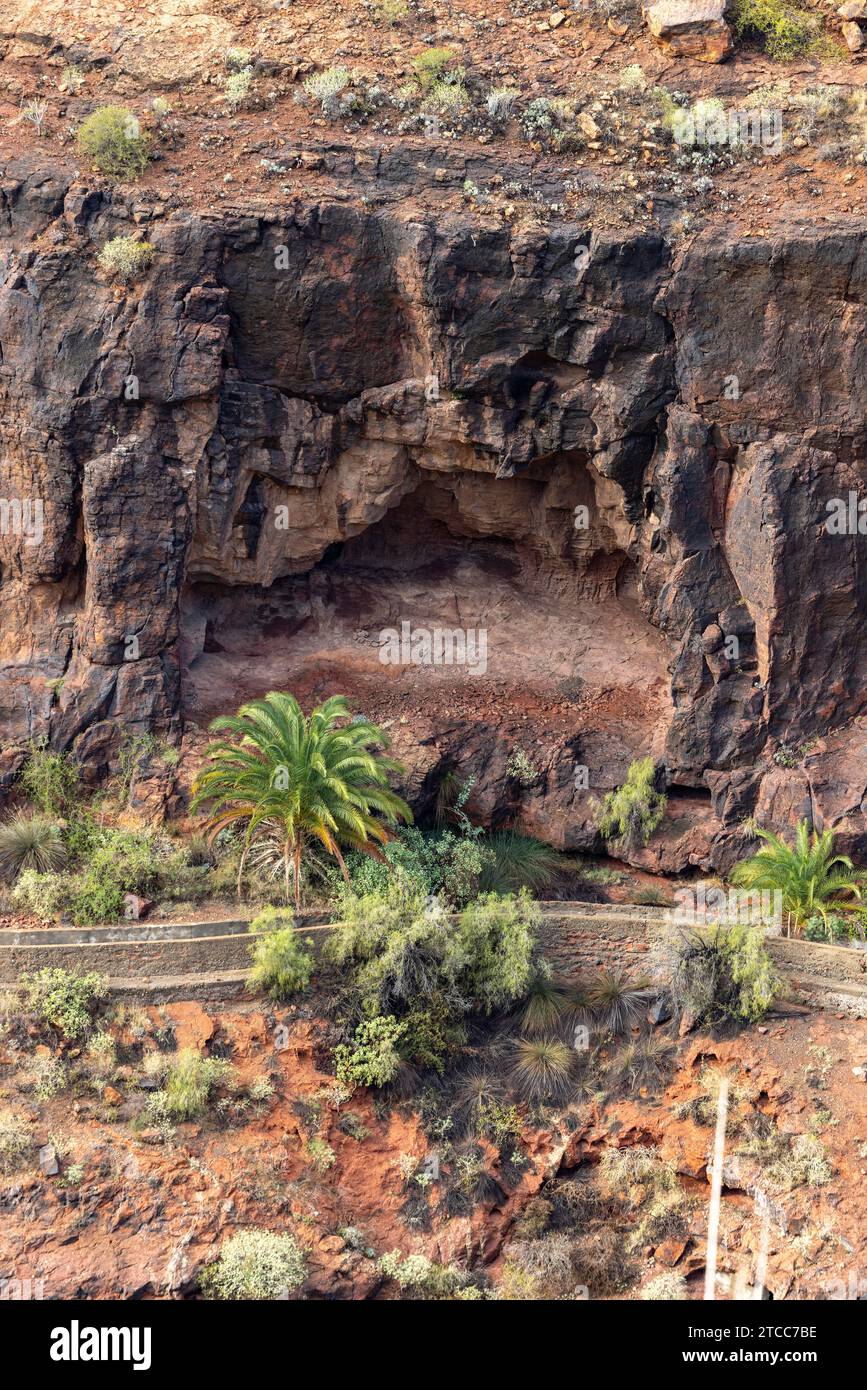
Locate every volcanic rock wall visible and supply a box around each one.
[0,162,865,869]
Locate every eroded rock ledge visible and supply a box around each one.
[1,163,865,870]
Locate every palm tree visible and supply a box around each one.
[191,692,412,909]
[731,821,865,937]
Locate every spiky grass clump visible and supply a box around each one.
[0,816,66,879]
[585,968,656,1035]
[608,1033,676,1093]
[519,973,582,1037]
[479,832,563,896]
[511,1037,574,1102]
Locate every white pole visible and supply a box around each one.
[704,1076,730,1300]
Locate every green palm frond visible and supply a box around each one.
[731,820,863,934]
[191,692,412,908]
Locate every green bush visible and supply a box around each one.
[339,825,487,908]
[411,47,457,91]
[11,869,67,923]
[457,890,539,1013]
[20,742,79,816]
[201,1229,306,1299]
[731,0,822,60]
[327,881,467,1019]
[598,758,666,850]
[328,883,544,1078]
[22,968,107,1040]
[76,106,150,178]
[154,1048,233,1121]
[671,923,781,1027]
[247,907,314,1000]
[0,816,66,879]
[334,1015,406,1089]
[98,237,156,283]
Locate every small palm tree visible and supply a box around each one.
[731,821,865,937]
[191,692,411,909]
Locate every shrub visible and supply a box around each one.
[670,923,782,1027]
[68,827,162,925]
[731,0,822,60]
[0,1111,33,1173]
[30,1055,67,1100]
[411,47,456,91]
[98,237,155,283]
[225,68,254,111]
[85,1031,117,1078]
[511,1037,574,1102]
[378,1249,467,1298]
[20,742,78,816]
[327,882,467,1017]
[486,87,519,122]
[303,66,350,118]
[423,81,468,116]
[619,64,648,95]
[0,817,66,879]
[307,1137,336,1172]
[340,825,488,908]
[11,867,65,922]
[76,106,150,178]
[201,1229,306,1299]
[519,972,579,1037]
[68,877,124,927]
[457,890,539,1013]
[598,758,666,850]
[246,907,314,1000]
[608,1033,676,1093]
[156,1049,233,1121]
[225,46,252,71]
[23,968,107,1040]
[334,1015,406,1089]
[506,749,538,787]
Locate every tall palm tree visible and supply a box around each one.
[191,693,411,909]
[731,821,865,937]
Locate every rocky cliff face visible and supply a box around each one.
[1,162,865,868]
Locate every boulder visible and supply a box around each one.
[645,0,734,61]
[841,19,865,49]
